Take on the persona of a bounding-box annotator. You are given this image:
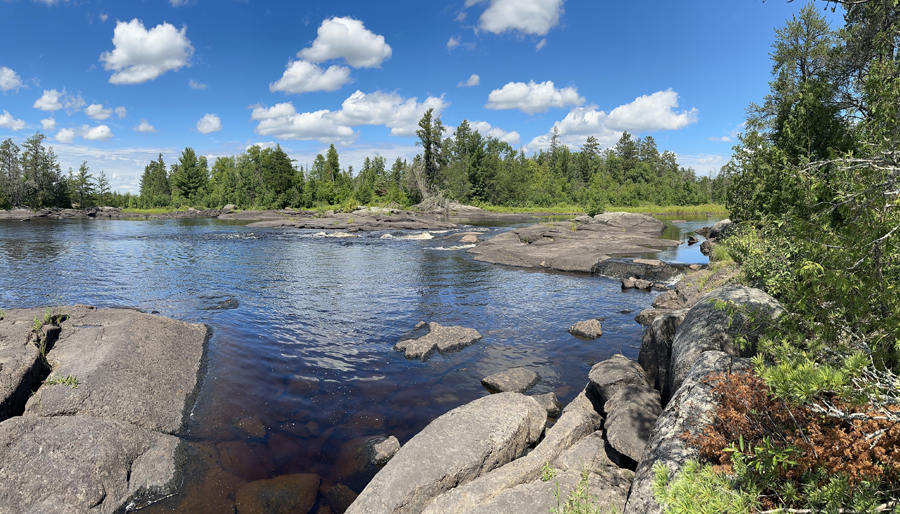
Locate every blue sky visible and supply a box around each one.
[0,0,843,194]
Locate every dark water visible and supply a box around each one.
[0,215,714,512]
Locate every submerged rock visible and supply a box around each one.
[568,319,603,339]
[481,367,541,393]
[394,322,482,361]
[235,473,320,514]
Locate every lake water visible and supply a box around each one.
[0,213,715,512]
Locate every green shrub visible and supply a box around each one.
[652,460,758,514]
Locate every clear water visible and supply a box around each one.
[0,215,714,512]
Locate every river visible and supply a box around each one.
[0,213,715,512]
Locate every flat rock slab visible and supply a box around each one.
[246,210,456,231]
[0,307,50,421]
[0,415,181,514]
[531,392,562,417]
[593,258,687,282]
[235,473,320,514]
[588,354,651,405]
[568,319,603,339]
[467,212,679,273]
[394,322,482,361]
[25,307,209,434]
[346,392,546,514]
[604,384,662,463]
[481,367,541,393]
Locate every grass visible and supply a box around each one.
[542,462,559,482]
[551,467,619,514]
[44,375,79,388]
[607,204,728,215]
[121,207,189,215]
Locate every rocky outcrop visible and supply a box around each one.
[666,285,783,397]
[394,322,483,361]
[467,212,680,273]
[481,367,541,393]
[633,264,738,326]
[0,207,229,220]
[592,258,687,282]
[245,209,456,231]
[569,319,603,339]
[0,306,209,513]
[707,218,734,239]
[624,351,750,514]
[638,308,689,400]
[346,393,546,514]
[530,392,562,417]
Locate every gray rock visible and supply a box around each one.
[25,307,209,434]
[568,319,603,339]
[421,388,602,514]
[651,290,681,310]
[0,415,182,514]
[326,483,359,514]
[707,218,734,239]
[638,308,689,399]
[371,435,401,466]
[234,473,320,514]
[394,322,482,361]
[346,392,546,514]
[246,210,456,231]
[604,384,662,463]
[467,212,679,273]
[587,354,651,404]
[592,258,687,282]
[621,277,637,289]
[666,285,783,398]
[624,352,750,514]
[531,392,562,417]
[553,430,617,472]
[481,367,541,393]
[0,307,50,422]
[687,235,699,245]
[700,238,716,256]
[634,308,670,326]
[634,279,653,290]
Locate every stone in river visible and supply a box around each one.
[235,473,320,514]
[481,367,541,393]
[568,319,603,339]
[394,322,482,361]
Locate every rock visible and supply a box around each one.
[394,322,482,361]
[346,393,546,514]
[671,219,687,224]
[694,227,710,238]
[587,354,650,404]
[687,235,699,245]
[0,415,182,513]
[699,238,716,256]
[651,290,681,310]
[604,384,662,463]
[638,309,689,399]
[530,392,562,417]
[25,307,209,434]
[634,279,653,290]
[420,388,602,514]
[673,266,740,310]
[326,483,358,514]
[708,218,734,239]
[235,473,320,514]
[467,212,680,273]
[624,352,750,514]
[223,203,236,212]
[481,367,541,393]
[553,430,617,472]
[688,264,702,271]
[371,435,401,466]
[568,319,603,339]
[460,234,478,244]
[592,258,687,282]
[634,308,669,326]
[667,285,783,398]
[246,210,456,231]
[621,277,637,289]
[0,307,51,421]
[235,415,267,438]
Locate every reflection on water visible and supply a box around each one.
[0,216,713,512]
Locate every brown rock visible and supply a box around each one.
[235,473,320,514]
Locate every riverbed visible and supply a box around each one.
[0,214,714,512]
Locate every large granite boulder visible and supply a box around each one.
[346,392,546,514]
[0,415,182,514]
[420,388,603,514]
[604,385,661,463]
[568,319,603,339]
[707,218,734,239]
[587,354,651,404]
[25,307,209,434]
[666,285,783,397]
[481,367,541,393]
[624,351,750,514]
[638,308,689,400]
[394,322,482,361]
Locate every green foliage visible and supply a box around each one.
[541,462,558,482]
[44,375,79,389]
[652,460,758,514]
[551,468,617,514]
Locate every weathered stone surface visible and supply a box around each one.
[347,393,546,514]
[673,266,739,309]
[335,435,400,480]
[708,218,734,239]
[25,307,209,434]
[245,210,456,231]
[371,436,401,466]
[531,392,562,417]
[552,430,617,472]
[687,235,699,245]
[651,290,681,310]
[667,285,783,397]
[634,308,670,326]
[568,319,603,339]
[700,238,716,256]
[621,277,637,289]
[326,483,359,514]
[420,388,602,514]
[0,415,181,514]
[634,279,653,290]
[235,473,320,514]
[481,367,541,393]
[588,354,651,404]
[467,212,679,273]
[638,308,689,398]
[592,257,687,282]
[394,322,482,361]
[624,351,750,514]
[604,385,662,463]
[0,307,51,421]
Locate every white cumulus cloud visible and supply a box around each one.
[134,119,156,133]
[41,118,57,131]
[82,124,113,141]
[84,103,114,120]
[458,74,480,88]
[99,19,194,85]
[55,128,75,144]
[115,106,127,119]
[447,37,460,49]
[477,0,564,36]
[331,90,449,137]
[270,60,352,94]
[196,113,222,134]
[33,88,84,113]
[469,121,520,145]
[0,111,26,131]
[0,67,24,93]
[298,17,392,68]
[485,80,583,115]
[189,79,207,90]
[251,104,355,144]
